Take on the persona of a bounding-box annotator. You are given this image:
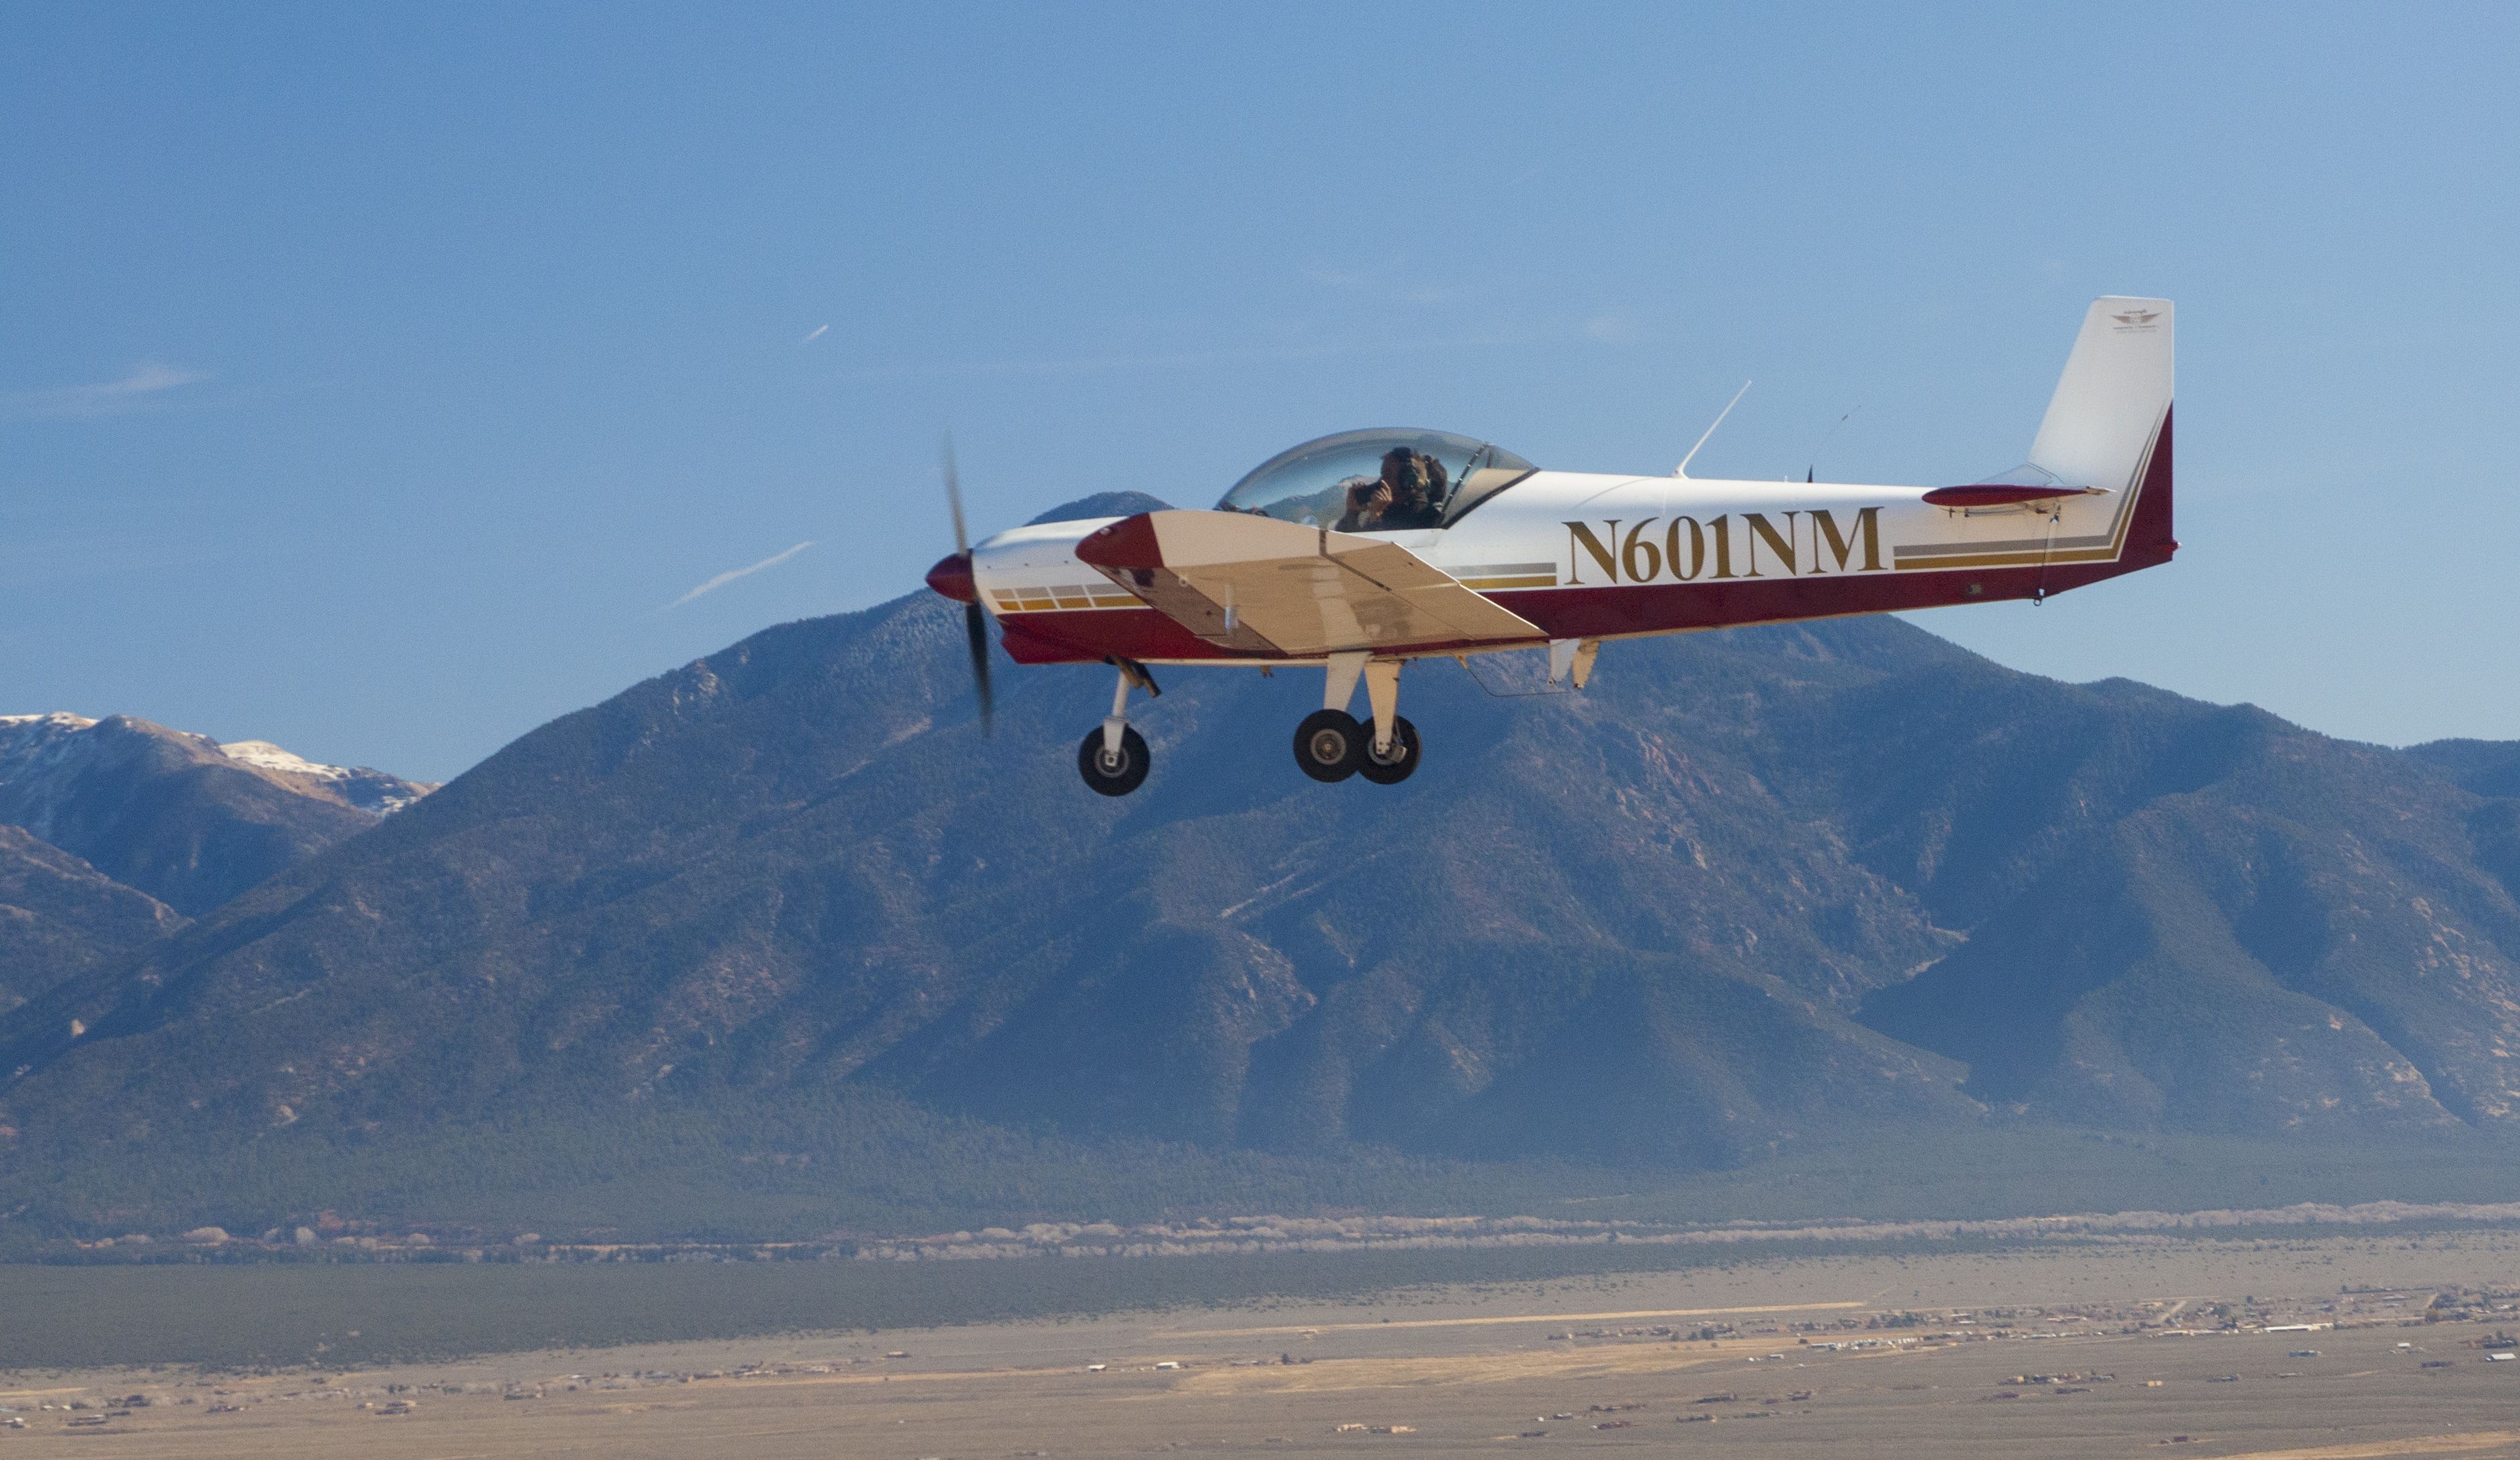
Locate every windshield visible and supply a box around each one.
[1217,428,1535,530]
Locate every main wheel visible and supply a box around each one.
[1355,715,1420,785]
[1292,709,1365,783]
[1076,724,1151,796]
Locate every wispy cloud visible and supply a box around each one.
[664,541,816,610]
[802,324,830,344]
[1,362,211,420]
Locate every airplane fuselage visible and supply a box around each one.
[974,409,2172,668]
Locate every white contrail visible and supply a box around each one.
[1,362,211,420]
[666,541,816,608]
[802,324,829,343]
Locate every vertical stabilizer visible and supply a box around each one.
[2028,297,2173,493]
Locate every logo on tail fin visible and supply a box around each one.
[2109,308,2162,330]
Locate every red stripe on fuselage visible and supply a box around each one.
[996,556,2160,664]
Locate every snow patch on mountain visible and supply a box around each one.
[0,714,109,838]
[1,713,435,819]
[217,739,435,814]
[0,713,98,732]
[215,739,326,776]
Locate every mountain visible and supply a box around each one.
[0,828,183,1015]
[1831,684,2520,1131]
[0,713,437,918]
[2,570,2517,1237]
[2408,738,2520,800]
[0,600,1980,1169]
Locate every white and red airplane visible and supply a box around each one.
[925,296,2174,796]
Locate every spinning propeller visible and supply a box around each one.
[923,441,994,733]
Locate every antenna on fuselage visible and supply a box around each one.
[1676,380,1752,479]
[1801,404,1861,486]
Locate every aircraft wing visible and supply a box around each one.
[1074,510,1545,656]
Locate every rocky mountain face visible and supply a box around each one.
[0,713,436,919]
[1826,680,2520,1133]
[4,584,2515,1205]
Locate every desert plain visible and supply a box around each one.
[9,1232,2520,1457]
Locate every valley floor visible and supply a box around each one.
[9,1233,2520,1457]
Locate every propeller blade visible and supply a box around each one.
[941,436,990,731]
[964,600,994,733]
[942,437,969,556]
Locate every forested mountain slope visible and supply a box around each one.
[0,827,184,1015]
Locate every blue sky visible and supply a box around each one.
[5,3,2516,781]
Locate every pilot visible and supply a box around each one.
[1377,449,1444,529]
[1337,449,1444,531]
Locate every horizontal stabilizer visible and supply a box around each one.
[1921,483,2105,508]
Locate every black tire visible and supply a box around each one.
[1355,715,1420,785]
[1292,709,1365,783]
[1076,724,1151,797]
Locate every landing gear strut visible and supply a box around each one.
[1077,658,1158,797]
[1357,715,1419,784]
[1292,653,1419,785]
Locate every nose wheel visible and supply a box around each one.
[1077,723,1150,796]
[1076,657,1160,796]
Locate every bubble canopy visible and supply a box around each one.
[1216,428,1536,529]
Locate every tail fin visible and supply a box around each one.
[2028,297,2173,493]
